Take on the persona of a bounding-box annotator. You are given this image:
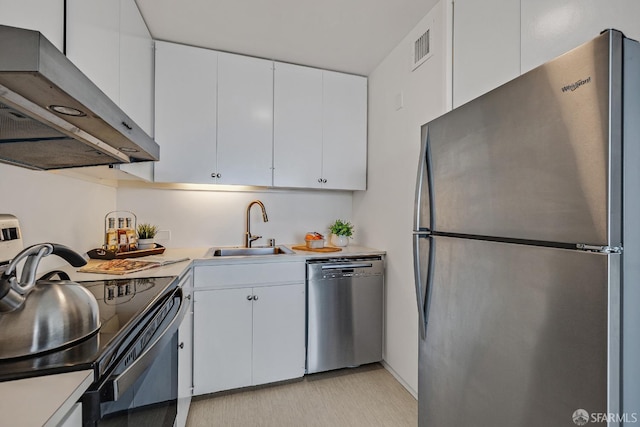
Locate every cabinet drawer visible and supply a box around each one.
[194,262,304,288]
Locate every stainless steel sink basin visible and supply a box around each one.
[210,246,294,257]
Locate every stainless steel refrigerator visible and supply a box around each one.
[413,29,640,426]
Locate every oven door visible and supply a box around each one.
[83,286,188,427]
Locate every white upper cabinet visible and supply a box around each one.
[273,62,323,188]
[452,0,640,106]
[521,0,640,73]
[153,44,367,189]
[66,0,120,103]
[217,52,274,186]
[321,70,367,190]
[274,63,367,190]
[119,0,154,136]
[0,0,64,51]
[154,46,273,185]
[66,0,153,136]
[154,41,218,184]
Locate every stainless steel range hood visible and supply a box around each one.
[0,24,159,170]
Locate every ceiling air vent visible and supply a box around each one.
[412,29,432,71]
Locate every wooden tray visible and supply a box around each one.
[87,244,166,260]
[291,245,342,253]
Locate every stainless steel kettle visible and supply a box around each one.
[0,243,101,359]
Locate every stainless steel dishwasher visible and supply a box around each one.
[306,256,384,374]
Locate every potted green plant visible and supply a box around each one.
[329,219,354,247]
[137,223,159,250]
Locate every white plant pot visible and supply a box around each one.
[138,238,155,250]
[332,234,349,247]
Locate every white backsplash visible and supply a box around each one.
[0,163,116,270]
[116,186,354,248]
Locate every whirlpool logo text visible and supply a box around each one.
[561,76,592,93]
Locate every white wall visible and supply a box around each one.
[116,185,353,248]
[0,164,116,269]
[452,0,521,107]
[352,1,450,395]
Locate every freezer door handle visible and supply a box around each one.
[413,233,433,340]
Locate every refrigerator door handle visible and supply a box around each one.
[414,127,435,231]
[413,233,433,340]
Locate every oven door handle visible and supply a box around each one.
[109,287,187,401]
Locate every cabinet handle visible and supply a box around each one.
[186,294,191,300]
[121,121,132,130]
[211,173,221,178]
[318,178,323,183]
[178,342,184,349]
[247,295,253,301]
[253,295,259,301]
[323,179,327,183]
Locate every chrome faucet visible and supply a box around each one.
[244,200,269,247]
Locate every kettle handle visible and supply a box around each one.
[50,244,88,267]
[1,243,87,296]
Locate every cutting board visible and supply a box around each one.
[291,245,342,253]
[78,257,189,275]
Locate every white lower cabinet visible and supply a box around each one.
[251,284,306,385]
[192,262,305,395]
[176,271,194,427]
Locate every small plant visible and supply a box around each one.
[137,223,158,239]
[329,219,354,237]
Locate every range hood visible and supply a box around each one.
[0,24,159,170]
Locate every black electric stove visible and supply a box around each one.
[0,275,178,382]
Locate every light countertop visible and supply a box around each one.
[0,370,93,427]
[0,243,384,426]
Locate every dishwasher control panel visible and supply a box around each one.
[306,256,384,281]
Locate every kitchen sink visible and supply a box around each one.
[210,246,294,257]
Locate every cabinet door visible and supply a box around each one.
[0,0,64,50]
[322,71,367,190]
[273,62,323,188]
[119,0,153,136]
[193,288,252,395]
[66,0,120,103]
[154,41,218,183]
[217,52,273,186]
[521,0,640,73]
[176,272,193,427]
[252,283,306,385]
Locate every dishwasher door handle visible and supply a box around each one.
[320,263,373,270]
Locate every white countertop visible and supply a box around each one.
[0,243,384,426]
[63,244,385,280]
[0,370,93,427]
